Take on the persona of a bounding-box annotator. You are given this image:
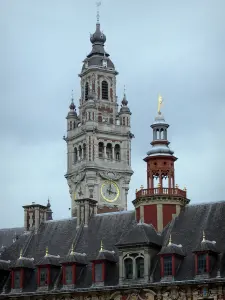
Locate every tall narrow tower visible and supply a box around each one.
[133,96,189,232]
[65,10,134,217]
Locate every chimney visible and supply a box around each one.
[23,202,52,233]
[76,198,97,228]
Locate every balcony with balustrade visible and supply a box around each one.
[134,183,189,205]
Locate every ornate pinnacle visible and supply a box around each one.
[202,231,206,242]
[140,185,144,190]
[168,235,172,245]
[70,243,75,255]
[100,240,103,252]
[45,246,49,257]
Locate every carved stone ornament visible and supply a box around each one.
[71,172,86,186]
[144,289,156,300]
[127,294,145,300]
[99,171,122,181]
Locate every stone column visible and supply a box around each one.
[144,251,150,282]
[76,205,81,228]
[112,146,115,160]
[119,254,123,285]
[24,209,28,231]
[133,258,136,279]
[104,144,107,160]
[34,207,40,233]
[84,201,89,227]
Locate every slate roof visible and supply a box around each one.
[0,227,24,255]
[0,201,225,295]
[116,222,162,248]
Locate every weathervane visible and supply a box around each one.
[96,1,101,23]
[157,94,163,115]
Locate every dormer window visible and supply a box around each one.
[197,253,207,274]
[163,255,172,276]
[94,263,103,282]
[136,257,144,278]
[102,59,107,67]
[124,258,133,279]
[65,265,73,284]
[40,268,48,286]
[14,270,21,289]
[159,235,185,280]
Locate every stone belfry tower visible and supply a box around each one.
[65,6,134,217]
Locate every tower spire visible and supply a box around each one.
[157,93,163,115]
[96,1,101,24]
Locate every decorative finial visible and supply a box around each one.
[70,243,74,255]
[183,186,187,191]
[202,231,206,242]
[157,94,163,115]
[71,90,74,102]
[19,249,22,259]
[135,188,138,193]
[140,185,144,190]
[168,235,172,245]
[96,1,101,24]
[100,240,103,252]
[45,246,49,256]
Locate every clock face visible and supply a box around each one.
[101,180,120,203]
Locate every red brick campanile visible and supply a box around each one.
[133,95,189,232]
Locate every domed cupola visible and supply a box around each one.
[67,91,77,119]
[147,113,174,157]
[90,23,106,45]
[81,3,116,73]
[119,88,131,127]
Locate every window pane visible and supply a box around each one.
[164,256,172,276]
[65,265,73,284]
[198,254,207,274]
[124,258,133,279]
[40,268,48,286]
[14,270,20,289]
[136,257,144,278]
[95,263,102,282]
[102,81,108,100]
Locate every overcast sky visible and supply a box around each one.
[0,0,224,228]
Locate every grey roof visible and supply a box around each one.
[116,222,162,248]
[60,252,88,265]
[95,249,117,262]
[193,240,220,253]
[158,243,186,256]
[0,202,225,294]
[11,257,35,269]
[0,227,24,250]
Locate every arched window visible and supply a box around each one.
[136,257,144,278]
[98,142,104,158]
[78,145,82,160]
[74,148,78,163]
[115,144,120,161]
[73,121,76,129]
[124,258,133,279]
[101,80,108,100]
[83,144,86,160]
[98,115,102,122]
[69,121,72,130]
[160,128,164,139]
[109,116,114,124]
[156,129,160,139]
[106,143,112,159]
[85,82,89,100]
